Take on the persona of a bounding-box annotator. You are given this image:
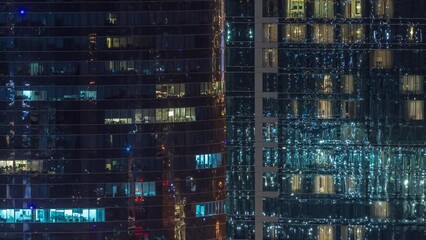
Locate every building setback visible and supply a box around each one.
[226,0,425,239]
[0,0,225,239]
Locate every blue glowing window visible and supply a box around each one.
[195,153,222,169]
[195,200,225,217]
[135,182,156,196]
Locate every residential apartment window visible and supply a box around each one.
[370,50,393,69]
[375,0,394,18]
[312,24,334,44]
[285,0,306,18]
[342,0,362,18]
[314,0,334,19]
[263,123,278,142]
[314,175,335,194]
[283,24,306,43]
[263,24,278,42]
[317,225,335,240]
[263,0,278,17]
[341,75,355,94]
[263,48,278,67]
[400,75,424,94]
[341,24,364,44]
[405,100,424,120]
[318,100,332,119]
[371,201,390,219]
[342,100,357,118]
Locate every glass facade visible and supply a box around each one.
[0,0,225,239]
[226,0,425,239]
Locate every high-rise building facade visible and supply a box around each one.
[226,0,425,239]
[0,0,225,239]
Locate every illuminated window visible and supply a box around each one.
[155,107,196,123]
[105,159,125,172]
[342,100,357,118]
[106,13,117,25]
[314,0,334,19]
[106,37,134,49]
[107,60,135,73]
[263,172,278,191]
[263,49,278,67]
[29,63,43,76]
[283,24,306,43]
[291,99,299,117]
[342,0,362,18]
[341,75,355,94]
[80,90,97,100]
[16,90,47,101]
[135,182,156,196]
[405,100,424,120]
[318,74,333,93]
[263,123,278,142]
[312,24,334,44]
[195,200,225,217]
[0,160,43,173]
[263,24,278,42]
[400,75,424,94]
[291,174,303,192]
[0,208,105,223]
[375,0,394,18]
[344,176,357,194]
[370,50,393,69]
[318,100,332,119]
[317,225,335,240]
[314,175,335,194]
[341,24,364,44]
[285,0,306,18]
[407,25,420,41]
[263,0,278,17]
[195,153,223,169]
[105,109,134,124]
[341,225,364,240]
[156,84,185,98]
[372,201,390,219]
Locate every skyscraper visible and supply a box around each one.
[0,0,225,239]
[226,0,425,239]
